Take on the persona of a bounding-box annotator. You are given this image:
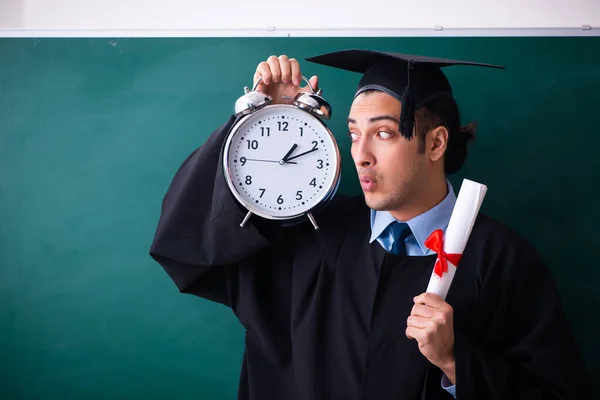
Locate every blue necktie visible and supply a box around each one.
[390,222,412,255]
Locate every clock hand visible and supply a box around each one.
[285,147,319,162]
[280,144,299,163]
[244,158,297,164]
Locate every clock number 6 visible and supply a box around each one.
[277,195,284,204]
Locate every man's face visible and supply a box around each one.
[348,91,428,212]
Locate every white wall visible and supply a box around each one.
[1,0,23,28]
[1,0,599,36]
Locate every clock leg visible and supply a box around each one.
[307,213,319,230]
[240,211,253,227]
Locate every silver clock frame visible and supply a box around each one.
[222,104,342,230]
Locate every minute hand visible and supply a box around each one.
[285,147,319,162]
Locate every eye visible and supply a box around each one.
[377,131,394,139]
[348,132,360,142]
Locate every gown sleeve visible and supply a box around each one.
[454,221,593,400]
[148,115,288,307]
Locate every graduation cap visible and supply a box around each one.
[306,49,504,139]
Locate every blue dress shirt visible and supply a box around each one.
[369,181,457,397]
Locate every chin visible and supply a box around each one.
[363,193,387,211]
[365,191,408,212]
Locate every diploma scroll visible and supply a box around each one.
[425,179,488,300]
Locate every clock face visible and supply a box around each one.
[224,105,341,219]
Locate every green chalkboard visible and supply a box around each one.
[1,37,599,399]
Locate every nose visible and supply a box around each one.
[352,136,375,169]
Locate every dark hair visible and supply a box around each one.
[355,89,476,174]
[414,93,476,174]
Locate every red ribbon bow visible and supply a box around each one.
[425,229,462,278]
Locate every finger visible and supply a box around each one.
[414,292,446,308]
[289,58,301,86]
[410,304,437,319]
[254,61,272,85]
[278,55,292,84]
[406,326,428,342]
[267,55,282,83]
[407,315,431,329]
[309,75,319,91]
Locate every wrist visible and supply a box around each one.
[438,356,456,385]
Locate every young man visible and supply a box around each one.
[149,50,592,399]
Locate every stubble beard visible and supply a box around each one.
[365,164,425,213]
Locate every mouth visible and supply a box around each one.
[359,175,377,192]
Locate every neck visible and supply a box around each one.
[388,175,448,222]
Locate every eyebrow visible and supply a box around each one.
[347,115,400,125]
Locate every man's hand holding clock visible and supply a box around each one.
[222,54,341,229]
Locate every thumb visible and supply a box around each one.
[308,75,319,91]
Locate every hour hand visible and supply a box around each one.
[280,143,298,164]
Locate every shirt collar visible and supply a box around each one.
[369,180,457,254]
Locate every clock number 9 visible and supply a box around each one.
[240,157,247,166]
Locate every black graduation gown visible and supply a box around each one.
[149,116,593,400]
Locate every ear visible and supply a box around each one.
[428,126,448,162]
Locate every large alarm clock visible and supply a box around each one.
[222,76,341,229]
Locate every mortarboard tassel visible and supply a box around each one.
[399,58,415,140]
